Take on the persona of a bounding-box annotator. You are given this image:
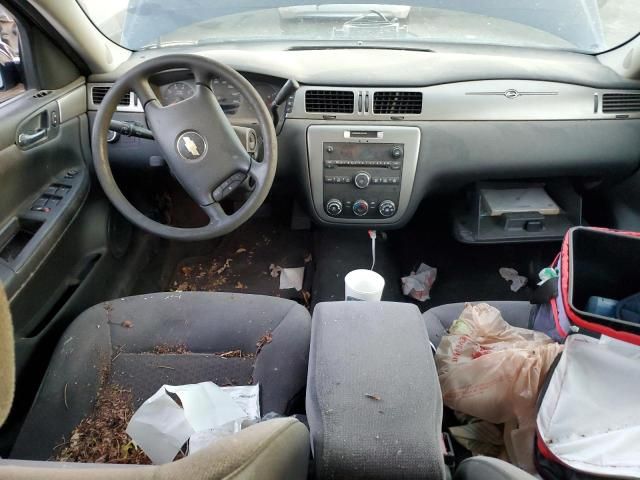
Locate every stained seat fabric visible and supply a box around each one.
[10,292,311,462]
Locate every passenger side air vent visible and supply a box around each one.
[305,90,354,113]
[373,91,423,114]
[91,86,132,106]
[602,93,640,113]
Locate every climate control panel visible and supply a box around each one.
[322,142,403,219]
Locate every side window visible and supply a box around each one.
[0,6,25,104]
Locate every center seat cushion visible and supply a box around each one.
[11,292,311,461]
[307,301,446,479]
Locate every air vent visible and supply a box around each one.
[91,86,132,107]
[373,91,422,114]
[305,90,354,113]
[32,90,52,99]
[602,93,640,113]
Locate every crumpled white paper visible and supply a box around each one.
[279,267,305,291]
[126,382,259,464]
[188,385,261,455]
[499,267,528,292]
[401,263,437,302]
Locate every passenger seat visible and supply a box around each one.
[425,302,539,480]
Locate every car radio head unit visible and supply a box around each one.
[307,126,421,224]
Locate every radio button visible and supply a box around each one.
[354,171,371,189]
[353,200,369,216]
[391,146,403,159]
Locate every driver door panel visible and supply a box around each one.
[0,80,91,344]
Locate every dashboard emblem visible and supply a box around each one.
[177,131,207,161]
[504,89,520,99]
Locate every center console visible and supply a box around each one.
[307,125,421,224]
[307,301,446,478]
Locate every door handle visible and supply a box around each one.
[18,128,47,147]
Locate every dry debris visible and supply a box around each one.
[215,349,255,359]
[269,264,282,278]
[235,248,247,254]
[256,332,273,355]
[152,344,190,355]
[365,393,382,401]
[216,258,232,275]
[55,383,151,464]
[234,281,247,289]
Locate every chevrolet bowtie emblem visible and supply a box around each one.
[182,136,200,157]
[176,131,207,161]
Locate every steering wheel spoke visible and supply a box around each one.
[130,76,158,107]
[202,202,229,226]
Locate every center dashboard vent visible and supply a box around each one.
[602,93,640,113]
[373,91,423,114]
[305,90,354,113]
[91,86,133,107]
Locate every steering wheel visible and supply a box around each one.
[91,54,277,241]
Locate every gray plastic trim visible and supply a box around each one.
[307,125,420,225]
[289,81,640,121]
[57,85,87,124]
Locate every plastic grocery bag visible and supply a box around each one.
[435,303,563,472]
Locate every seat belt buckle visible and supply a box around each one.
[441,432,456,467]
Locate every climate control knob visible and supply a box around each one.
[352,199,369,217]
[354,171,371,189]
[378,200,397,217]
[326,199,343,216]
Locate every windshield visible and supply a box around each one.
[77,1,639,54]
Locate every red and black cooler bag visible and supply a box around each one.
[532,226,640,345]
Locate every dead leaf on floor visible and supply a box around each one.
[235,248,247,254]
[234,282,247,289]
[256,332,273,355]
[152,344,189,354]
[302,290,312,309]
[54,383,152,464]
[269,264,282,278]
[365,394,381,401]
[121,320,134,329]
[216,258,232,275]
[180,266,193,276]
[173,282,191,292]
[215,349,255,359]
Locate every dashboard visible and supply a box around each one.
[86,46,640,228]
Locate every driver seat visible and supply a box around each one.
[3,291,311,478]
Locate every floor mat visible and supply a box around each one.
[312,228,405,307]
[169,217,312,303]
[111,353,256,409]
[311,216,559,310]
[392,223,560,311]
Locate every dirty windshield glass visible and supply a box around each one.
[77,1,639,53]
